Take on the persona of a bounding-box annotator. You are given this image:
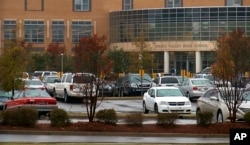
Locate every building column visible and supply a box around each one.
[195,51,202,73]
[164,51,170,73]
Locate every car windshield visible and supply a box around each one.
[191,79,212,86]
[23,89,51,98]
[131,75,152,83]
[156,89,183,97]
[0,90,12,98]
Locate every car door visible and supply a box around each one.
[146,89,156,111]
[179,79,189,95]
[6,91,24,109]
[200,89,220,115]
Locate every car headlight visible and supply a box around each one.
[159,101,169,105]
[130,83,137,88]
[151,83,156,87]
[184,101,191,105]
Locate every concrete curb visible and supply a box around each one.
[0,130,229,138]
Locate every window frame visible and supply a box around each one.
[24,20,45,43]
[165,0,182,8]
[71,21,92,43]
[122,0,133,10]
[3,20,17,41]
[51,21,65,43]
[73,0,91,12]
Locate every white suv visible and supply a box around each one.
[53,72,97,102]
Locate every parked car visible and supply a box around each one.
[99,81,116,97]
[53,72,97,102]
[153,76,180,87]
[4,89,58,116]
[142,86,192,114]
[0,90,12,110]
[120,73,155,96]
[112,77,124,97]
[24,79,46,90]
[32,71,58,80]
[196,88,250,123]
[179,78,215,101]
[42,75,60,96]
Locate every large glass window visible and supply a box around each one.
[165,0,182,7]
[24,20,44,43]
[52,21,65,43]
[4,20,16,41]
[226,0,242,6]
[71,21,92,43]
[123,0,133,10]
[74,0,91,11]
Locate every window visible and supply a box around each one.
[52,21,65,42]
[226,0,242,6]
[123,0,133,10]
[74,0,91,11]
[24,20,44,43]
[165,0,182,7]
[3,20,16,41]
[71,21,92,43]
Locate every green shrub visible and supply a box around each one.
[50,108,71,127]
[124,112,143,127]
[3,107,38,127]
[196,111,213,127]
[95,109,117,125]
[156,113,179,128]
[244,112,250,125]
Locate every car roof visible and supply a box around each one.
[151,86,180,89]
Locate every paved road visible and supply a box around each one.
[0,134,229,144]
[57,99,197,113]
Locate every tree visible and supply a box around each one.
[130,31,154,74]
[107,46,130,74]
[46,42,65,71]
[211,28,250,122]
[0,40,29,95]
[74,34,112,122]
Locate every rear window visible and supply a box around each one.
[73,75,95,83]
[161,77,178,83]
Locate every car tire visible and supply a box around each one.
[64,90,70,103]
[53,89,57,98]
[154,104,159,114]
[143,101,149,114]
[196,109,201,125]
[217,110,223,123]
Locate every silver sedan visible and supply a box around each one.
[179,78,215,101]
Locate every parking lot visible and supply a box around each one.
[57,98,197,114]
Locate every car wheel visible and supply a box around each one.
[64,90,70,103]
[217,110,223,123]
[143,101,149,114]
[120,89,124,97]
[53,89,57,98]
[196,109,201,125]
[186,92,192,100]
[154,104,159,114]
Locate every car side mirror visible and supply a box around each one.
[210,96,218,101]
[150,94,155,98]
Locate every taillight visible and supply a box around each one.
[193,86,198,90]
[70,85,73,90]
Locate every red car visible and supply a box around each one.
[5,89,58,116]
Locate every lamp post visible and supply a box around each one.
[61,53,64,77]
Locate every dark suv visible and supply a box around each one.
[120,73,155,96]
